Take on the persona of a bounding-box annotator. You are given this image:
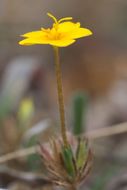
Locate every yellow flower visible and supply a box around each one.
[18,98,34,122]
[19,13,92,47]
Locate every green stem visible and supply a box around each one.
[53,46,68,147]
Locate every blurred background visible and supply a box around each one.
[0,0,127,189]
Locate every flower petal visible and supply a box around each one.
[69,28,93,39]
[19,37,49,45]
[21,30,45,38]
[19,36,75,47]
[49,39,76,47]
[57,22,80,33]
[19,30,49,45]
[57,22,92,39]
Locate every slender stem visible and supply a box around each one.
[53,46,68,147]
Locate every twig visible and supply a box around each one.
[0,122,127,164]
[86,122,127,139]
[0,166,51,186]
[0,146,37,164]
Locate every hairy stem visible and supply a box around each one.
[53,46,68,147]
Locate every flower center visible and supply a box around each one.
[42,27,65,41]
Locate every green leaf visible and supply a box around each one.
[76,139,87,169]
[72,92,88,135]
[61,145,75,178]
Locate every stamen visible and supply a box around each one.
[58,17,73,23]
[41,28,50,32]
[47,13,58,24]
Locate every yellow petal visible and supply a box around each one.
[19,39,34,45]
[68,28,93,39]
[21,30,45,38]
[19,37,75,47]
[19,38,49,45]
[49,39,75,47]
[57,22,80,33]
[19,30,49,45]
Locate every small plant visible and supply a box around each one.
[72,92,89,136]
[19,13,93,190]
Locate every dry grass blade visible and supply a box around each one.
[0,146,37,163]
[86,122,127,139]
[0,166,53,186]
